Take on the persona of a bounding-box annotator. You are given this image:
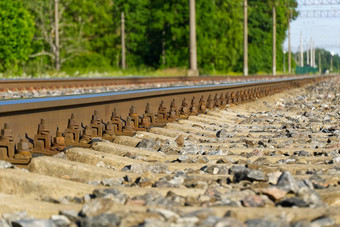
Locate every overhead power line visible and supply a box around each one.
[299,9,340,17]
[298,0,340,5]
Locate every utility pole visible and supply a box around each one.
[307,43,309,66]
[283,50,286,73]
[313,42,315,67]
[288,11,291,74]
[331,51,334,72]
[244,0,248,76]
[310,38,313,67]
[188,0,199,76]
[272,0,276,76]
[300,32,303,67]
[121,12,126,70]
[319,51,321,74]
[55,0,60,71]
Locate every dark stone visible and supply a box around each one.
[277,197,309,207]
[230,165,266,183]
[78,213,120,227]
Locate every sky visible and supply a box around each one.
[283,1,340,55]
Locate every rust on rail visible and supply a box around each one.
[0,76,330,164]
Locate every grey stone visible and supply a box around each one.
[230,166,266,183]
[216,129,236,139]
[200,216,221,226]
[136,139,162,151]
[93,188,121,198]
[177,155,191,163]
[206,165,221,175]
[245,219,280,227]
[246,169,266,181]
[11,219,55,227]
[87,180,101,186]
[183,208,215,219]
[332,156,340,164]
[59,210,79,222]
[295,150,311,157]
[135,191,178,207]
[2,212,32,224]
[207,149,228,156]
[310,216,334,227]
[276,172,300,193]
[215,217,245,227]
[142,218,167,227]
[0,219,10,227]
[101,178,123,186]
[291,220,311,227]
[121,163,151,174]
[0,160,13,169]
[80,197,115,217]
[148,208,180,221]
[52,152,68,160]
[50,215,70,227]
[79,213,120,227]
[180,143,204,155]
[176,216,200,225]
[151,162,169,174]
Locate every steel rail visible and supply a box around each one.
[0,75,329,164]
[0,75,300,90]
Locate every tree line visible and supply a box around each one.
[4,0,333,76]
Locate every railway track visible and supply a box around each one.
[0,75,315,100]
[0,75,299,91]
[0,75,339,226]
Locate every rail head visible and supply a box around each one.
[0,76,322,114]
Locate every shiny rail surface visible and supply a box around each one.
[0,76,329,164]
[0,75,305,90]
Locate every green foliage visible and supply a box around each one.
[248,0,297,74]
[4,0,304,75]
[62,52,112,74]
[0,0,34,72]
[296,49,340,73]
[113,0,244,72]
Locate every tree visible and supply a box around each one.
[0,0,34,72]
[21,0,89,72]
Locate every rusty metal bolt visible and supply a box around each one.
[129,105,138,117]
[0,123,13,141]
[207,95,214,109]
[190,96,198,115]
[67,113,79,130]
[37,118,49,135]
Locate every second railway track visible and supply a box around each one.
[0,75,339,226]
